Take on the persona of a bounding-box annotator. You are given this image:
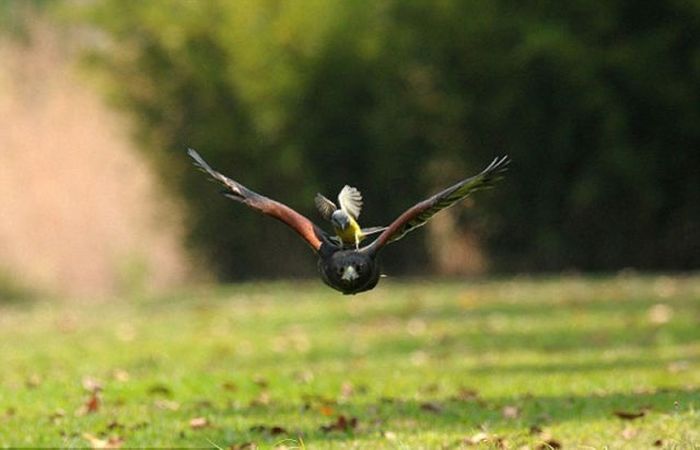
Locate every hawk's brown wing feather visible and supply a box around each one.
[363,155,509,254]
[188,148,329,252]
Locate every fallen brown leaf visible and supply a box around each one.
[501,405,520,419]
[222,381,238,392]
[154,399,180,411]
[106,420,124,431]
[535,439,562,449]
[82,376,103,393]
[667,360,690,373]
[228,443,257,450]
[648,303,673,325]
[382,431,397,440]
[48,409,65,421]
[82,433,123,449]
[112,369,130,382]
[195,399,214,409]
[77,392,100,415]
[340,382,354,398]
[249,425,287,435]
[319,405,335,416]
[614,409,646,420]
[622,426,638,440]
[420,401,443,414]
[130,421,149,431]
[320,415,358,433]
[293,370,314,384]
[25,374,42,389]
[249,391,271,407]
[189,417,209,429]
[252,376,269,388]
[461,431,489,445]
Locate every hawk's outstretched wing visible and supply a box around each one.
[188,148,330,253]
[362,155,509,255]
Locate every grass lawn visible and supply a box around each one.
[1,275,699,448]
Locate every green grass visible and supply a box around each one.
[1,275,699,448]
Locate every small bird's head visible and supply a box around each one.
[330,210,351,230]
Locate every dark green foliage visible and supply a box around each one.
[76,0,700,277]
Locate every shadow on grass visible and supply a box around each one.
[239,318,700,370]
[194,387,699,446]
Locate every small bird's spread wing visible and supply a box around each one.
[337,185,363,219]
[363,156,510,254]
[188,148,329,252]
[314,193,337,221]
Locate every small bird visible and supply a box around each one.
[188,148,509,295]
[314,186,385,249]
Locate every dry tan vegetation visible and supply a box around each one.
[0,24,192,298]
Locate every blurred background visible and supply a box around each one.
[1,0,699,300]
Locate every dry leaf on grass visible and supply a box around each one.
[249,391,271,407]
[154,399,180,411]
[319,405,335,416]
[25,374,42,389]
[501,405,520,419]
[222,381,238,392]
[249,425,287,435]
[320,415,358,433]
[82,376,103,393]
[228,443,257,450]
[535,439,562,449]
[340,381,354,398]
[77,392,100,415]
[648,303,673,325]
[112,369,130,382]
[82,433,123,449]
[460,432,489,445]
[382,431,397,440]
[622,426,638,440]
[252,376,269,388]
[48,409,65,424]
[189,417,209,429]
[419,401,443,413]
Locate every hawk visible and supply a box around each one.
[188,149,509,294]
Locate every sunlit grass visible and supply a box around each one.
[1,275,699,448]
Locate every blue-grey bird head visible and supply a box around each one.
[330,210,351,230]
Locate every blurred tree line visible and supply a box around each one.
[68,0,699,278]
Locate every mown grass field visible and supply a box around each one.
[1,275,699,449]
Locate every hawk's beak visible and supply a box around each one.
[341,265,358,282]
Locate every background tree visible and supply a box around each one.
[75,0,700,278]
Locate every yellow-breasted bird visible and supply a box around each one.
[315,186,385,249]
